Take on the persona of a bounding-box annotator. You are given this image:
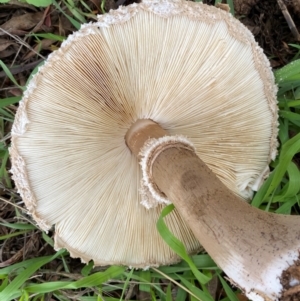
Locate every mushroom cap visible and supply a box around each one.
[10,0,278,267]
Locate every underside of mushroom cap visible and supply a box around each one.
[10,0,278,267]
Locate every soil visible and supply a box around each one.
[280,258,300,301]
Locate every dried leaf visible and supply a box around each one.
[23,39,55,60]
[207,275,220,300]
[0,234,38,267]
[89,0,101,11]
[236,293,249,301]
[58,14,74,36]
[0,38,16,52]
[0,0,38,10]
[0,13,10,18]
[0,12,44,35]
[45,13,51,27]
[8,88,23,97]
[0,49,15,58]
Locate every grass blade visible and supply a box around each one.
[25,266,125,294]
[218,274,239,301]
[252,133,300,207]
[157,204,211,284]
[0,61,24,90]
[0,97,21,108]
[0,249,66,301]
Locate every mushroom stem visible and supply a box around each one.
[125,119,168,158]
[126,119,300,301]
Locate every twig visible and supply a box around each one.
[0,58,44,78]
[0,196,26,211]
[277,0,300,41]
[151,267,202,301]
[0,28,46,59]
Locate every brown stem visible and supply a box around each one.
[125,119,300,301]
[125,119,168,158]
[153,146,300,287]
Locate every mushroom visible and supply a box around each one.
[9,0,298,299]
[126,119,300,301]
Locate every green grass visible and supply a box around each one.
[251,61,300,212]
[0,1,300,300]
